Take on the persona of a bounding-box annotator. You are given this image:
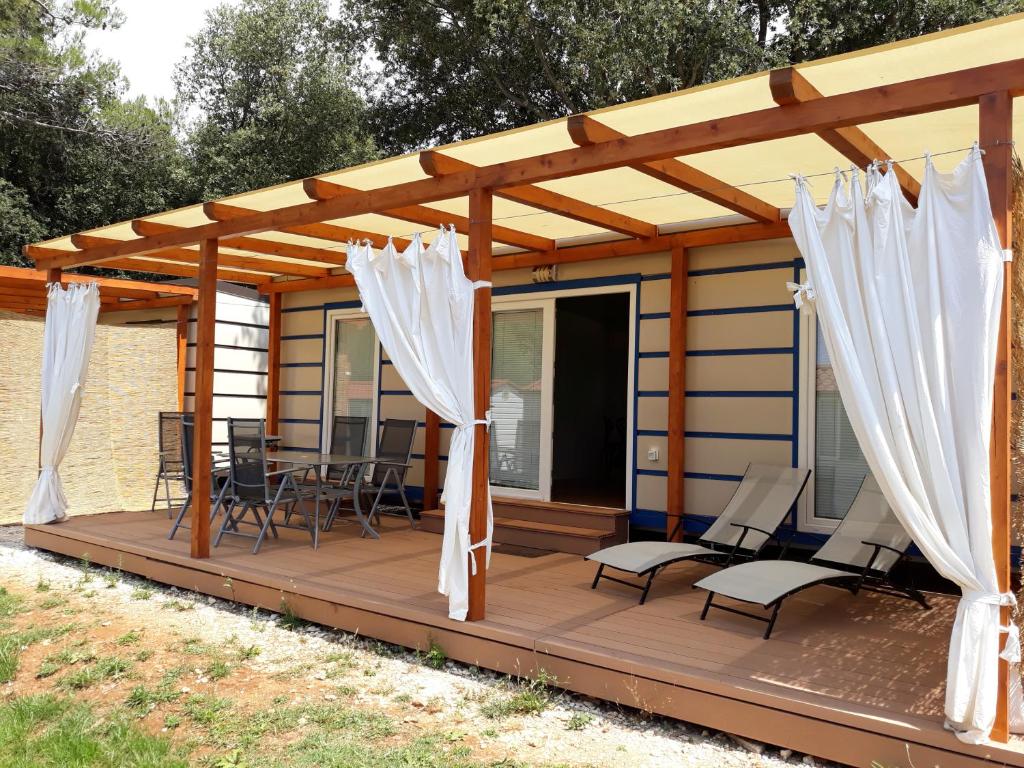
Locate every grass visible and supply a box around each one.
[130,587,154,601]
[116,630,142,646]
[235,644,261,661]
[182,693,233,725]
[423,639,447,670]
[0,621,75,684]
[57,656,133,691]
[125,681,181,711]
[204,659,231,680]
[565,712,593,731]
[479,673,556,720]
[278,599,306,631]
[0,694,186,768]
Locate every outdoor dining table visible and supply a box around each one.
[265,452,378,546]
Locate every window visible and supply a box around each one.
[804,317,870,525]
[324,312,378,455]
[490,307,546,493]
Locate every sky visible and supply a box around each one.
[83,0,238,103]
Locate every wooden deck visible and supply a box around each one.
[24,510,1024,768]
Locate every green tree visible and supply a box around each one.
[353,0,1024,153]
[176,0,378,200]
[0,0,186,267]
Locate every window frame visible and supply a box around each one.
[321,307,380,456]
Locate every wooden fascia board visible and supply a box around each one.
[32,57,1024,271]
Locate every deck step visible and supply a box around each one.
[418,509,621,555]
[491,496,628,534]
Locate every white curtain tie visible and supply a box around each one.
[467,536,491,575]
[786,281,816,310]
[1003,249,1014,262]
[455,410,492,432]
[963,590,1018,607]
[471,281,492,290]
[39,466,57,473]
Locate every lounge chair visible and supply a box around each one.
[695,474,930,639]
[587,464,811,604]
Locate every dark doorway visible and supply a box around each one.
[551,293,630,508]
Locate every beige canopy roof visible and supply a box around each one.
[28,12,1024,285]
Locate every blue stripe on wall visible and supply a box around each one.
[687,304,793,317]
[687,347,792,356]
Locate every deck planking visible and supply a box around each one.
[21,509,1024,768]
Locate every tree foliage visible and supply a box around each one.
[175,0,377,200]
[353,0,1024,152]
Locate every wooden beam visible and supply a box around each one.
[133,218,347,266]
[258,273,355,294]
[0,265,196,297]
[176,302,190,412]
[71,233,328,279]
[980,89,1013,744]
[423,409,441,510]
[304,177,553,253]
[567,116,780,224]
[96,257,269,286]
[204,201,405,254]
[419,151,657,239]
[666,246,687,542]
[466,187,492,622]
[769,67,921,204]
[190,239,218,559]
[35,57,1024,272]
[266,292,282,435]
[258,220,792,294]
[100,295,193,313]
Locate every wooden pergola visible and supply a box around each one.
[24,16,1023,740]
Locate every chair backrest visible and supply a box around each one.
[328,415,368,481]
[227,417,269,500]
[699,464,812,552]
[179,415,194,493]
[372,418,416,485]
[811,475,911,573]
[159,411,185,464]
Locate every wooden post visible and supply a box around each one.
[423,409,441,510]
[266,291,282,435]
[466,188,493,622]
[190,239,218,559]
[176,302,190,412]
[45,267,62,286]
[666,246,688,542]
[980,90,1013,744]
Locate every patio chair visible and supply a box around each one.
[167,415,232,541]
[695,474,930,639]
[215,417,316,554]
[151,410,186,515]
[303,415,369,530]
[361,418,417,529]
[587,464,811,604]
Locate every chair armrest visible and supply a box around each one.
[861,540,904,557]
[370,460,411,469]
[729,522,776,541]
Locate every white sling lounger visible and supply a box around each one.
[695,474,930,639]
[586,464,811,604]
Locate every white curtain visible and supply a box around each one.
[788,146,1022,743]
[23,281,101,525]
[346,228,492,621]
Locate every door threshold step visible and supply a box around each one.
[418,509,620,555]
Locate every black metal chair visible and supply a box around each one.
[215,417,316,553]
[151,411,186,516]
[318,415,370,530]
[167,415,232,541]
[361,418,417,529]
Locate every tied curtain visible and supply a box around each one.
[346,228,493,621]
[23,281,101,525]
[788,146,1021,743]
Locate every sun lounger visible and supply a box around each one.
[586,464,811,604]
[695,474,930,639]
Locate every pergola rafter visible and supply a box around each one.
[303,177,554,252]
[769,67,923,204]
[418,150,659,239]
[566,115,781,223]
